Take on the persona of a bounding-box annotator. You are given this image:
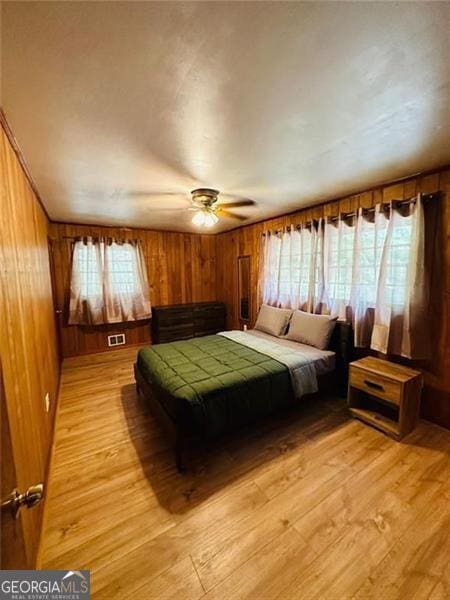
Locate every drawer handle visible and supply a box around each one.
[364,379,384,392]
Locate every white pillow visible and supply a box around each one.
[286,310,337,350]
[254,305,292,337]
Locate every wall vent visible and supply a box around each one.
[108,333,126,347]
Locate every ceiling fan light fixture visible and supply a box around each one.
[192,208,219,228]
[189,188,252,227]
[204,211,219,227]
[192,210,206,227]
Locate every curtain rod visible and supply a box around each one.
[262,191,440,236]
[61,235,140,242]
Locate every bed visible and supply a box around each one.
[134,322,352,471]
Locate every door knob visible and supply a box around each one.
[1,483,44,519]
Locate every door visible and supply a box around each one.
[1,119,58,569]
[48,237,63,363]
[0,361,28,569]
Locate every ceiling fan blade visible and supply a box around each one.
[216,208,248,221]
[148,208,186,212]
[218,199,255,208]
[127,191,184,199]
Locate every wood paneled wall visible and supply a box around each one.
[0,124,60,566]
[216,169,450,429]
[50,223,217,357]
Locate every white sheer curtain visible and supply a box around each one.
[259,197,429,358]
[69,237,152,325]
[371,197,429,357]
[349,205,388,348]
[261,221,323,312]
[260,231,282,307]
[323,217,356,320]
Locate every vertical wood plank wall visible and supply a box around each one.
[0,125,60,566]
[216,169,450,429]
[50,223,217,357]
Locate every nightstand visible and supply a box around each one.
[348,357,423,440]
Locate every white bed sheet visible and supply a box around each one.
[245,329,336,376]
[219,329,336,400]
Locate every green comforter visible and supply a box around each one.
[137,335,293,437]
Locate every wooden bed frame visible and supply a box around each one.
[134,322,353,472]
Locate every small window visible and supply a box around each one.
[69,238,151,325]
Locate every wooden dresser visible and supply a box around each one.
[151,302,226,344]
[348,357,423,439]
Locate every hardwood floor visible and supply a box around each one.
[39,348,450,599]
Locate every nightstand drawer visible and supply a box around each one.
[349,367,402,405]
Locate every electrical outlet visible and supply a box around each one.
[45,392,50,413]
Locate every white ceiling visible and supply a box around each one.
[2,1,450,233]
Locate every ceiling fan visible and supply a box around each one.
[115,187,255,227]
[189,188,254,227]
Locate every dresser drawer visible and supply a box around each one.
[349,367,402,405]
[193,304,224,318]
[194,314,225,329]
[157,324,194,343]
[154,308,194,325]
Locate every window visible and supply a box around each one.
[260,198,427,357]
[351,209,388,307]
[262,225,323,311]
[107,243,140,295]
[325,220,355,304]
[381,212,414,307]
[69,238,151,325]
[75,242,101,298]
[76,242,141,298]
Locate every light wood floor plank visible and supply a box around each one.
[292,426,445,556]
[39,347,450,600]
[276,458,449,598]
[353,483,450,599]
[194,429,394,591]
[203,527,317,600]
[122,556,205,600]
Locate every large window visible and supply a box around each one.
[260,198,428,358]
